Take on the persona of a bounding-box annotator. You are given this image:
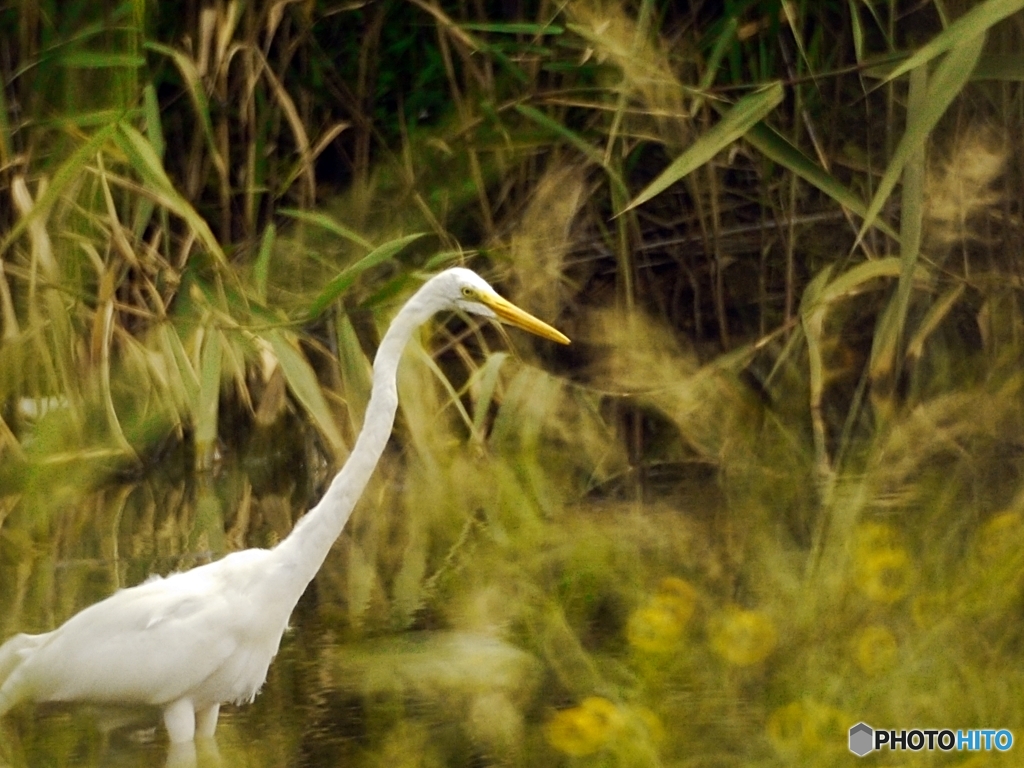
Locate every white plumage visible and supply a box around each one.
[0,268,568,743]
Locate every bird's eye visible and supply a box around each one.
[461,286,475,299]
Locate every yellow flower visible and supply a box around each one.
[709,607,777,666]
[855,547,913,603]
[655,577,697,623]
[854,624,897,675]
[627,605,684,652]
[631,706,665,745]
[544,697,623,756]
[627,576,698,652]
[976,511,1024,560]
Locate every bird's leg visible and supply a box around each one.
[196,731,223,767]
[163,698,196,743]
[165,740,197,768]
[195,703,220,739]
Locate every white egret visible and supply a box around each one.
[0,268,569,744]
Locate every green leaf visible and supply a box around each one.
[856,34,985,246]
[895,65,928,321]
[56,51,146,68]
[278,208,374,250]
[133,84,164,244]
[114,123,228,267]
[0,122,118,258]
[306,233,426,320]
[514,104,627,195]
[0,60,10,167]
[881,0,1024,84]
[142,83,165,159]
[816,257,904,306]
[470,352,509,437]
[848,0,864,63]
[424,250,468,270]
[865,52,1024,83]
[254,223,276,303]
[38,109,143,128]
[623,82,785,213]
[267,329,344,451]
[744,122,896,240]
[334,311,372,437]
[460,22,564,34]
[196,328,223,450]
[144,41,227,183]
[906,285,966,361]
[871,67,928,387]
[159,325,200,415]
[514,104,605,166]
[698,16,738,92]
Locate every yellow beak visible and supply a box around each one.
[479,293,571,345]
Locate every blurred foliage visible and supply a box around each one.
[4,0,1024,765]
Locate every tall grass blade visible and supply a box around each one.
[254,223,276,303]
[114,123,228,267]
[745,122,896,239]
[869,66,927,391]
[277,123,351,198]
[279,209,374,250]
[514,104,605,167]
[334,312,372,439]
[306,233,427,320]
[460,22,564,34]
[196,328,223,468]
[158,325,201,418]
[814,257,908,306]
[0,124,118,258]
[97,301,137,459]
[134,83,165,243]
[800,257,915,486]
[54,52,146,68]
[470,351,509,438]
[267,329,345,452]
[415,346,474,437]
[906,285,965,362]
[848,0,865,62]
[855,33,985,246]
[143,41,229,185]
[881,0,1024,84]
[258,52,315,201]
[698,17,738,93]
[0,66,12,167]
[800,267,835,491]
[623,82,784,213]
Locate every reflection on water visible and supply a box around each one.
[0,474,320,767]
[0,456,700,768]
[0,473,576,768]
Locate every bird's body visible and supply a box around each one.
[2,549,285,720]
[0,268,568,743]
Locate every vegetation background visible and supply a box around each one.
[3,0,1024,765]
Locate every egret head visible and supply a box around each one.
[436,268,570,345]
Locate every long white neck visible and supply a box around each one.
[271,286,440,600]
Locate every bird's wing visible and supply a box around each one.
[0,632,56,716]
[0,632,50,686]
[18,554,270,706]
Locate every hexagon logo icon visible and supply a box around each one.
[849,722,874,756]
